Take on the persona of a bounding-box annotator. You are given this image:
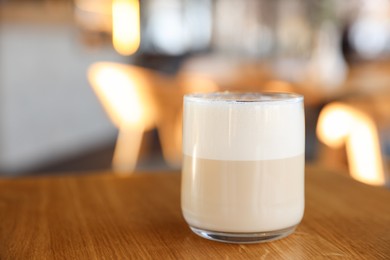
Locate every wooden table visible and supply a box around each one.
[0,165,389,259]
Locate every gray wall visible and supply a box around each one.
[0,23,125,173]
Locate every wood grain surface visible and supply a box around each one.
[0,165,389,259]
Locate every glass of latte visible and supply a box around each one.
[181,92,305,243]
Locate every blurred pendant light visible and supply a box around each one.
[74,0,140,55]
[112,0,140,55]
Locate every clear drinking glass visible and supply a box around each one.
[181,92,305,243]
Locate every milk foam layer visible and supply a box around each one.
[183,93,305,161]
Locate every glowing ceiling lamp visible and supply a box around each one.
[112,0,140,56]
[317,103,386,186]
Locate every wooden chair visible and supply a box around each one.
[316,91,390,186]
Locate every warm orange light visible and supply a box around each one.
[317,103,354,148]
[347,115,385,186]
[88,62,151,128]
[264,80,295,93]
[88,62,157,173]
[112,0,140,56]
[179,74,219,93]
[317,103,386,186]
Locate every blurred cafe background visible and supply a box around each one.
[1,0,390,187]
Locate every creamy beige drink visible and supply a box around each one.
[181,92,305,243]
[182,155,304,233]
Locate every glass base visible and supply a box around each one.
[190,225,297,244]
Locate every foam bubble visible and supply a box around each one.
[183,93,305,161]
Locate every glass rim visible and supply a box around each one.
[184,92,303,104]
